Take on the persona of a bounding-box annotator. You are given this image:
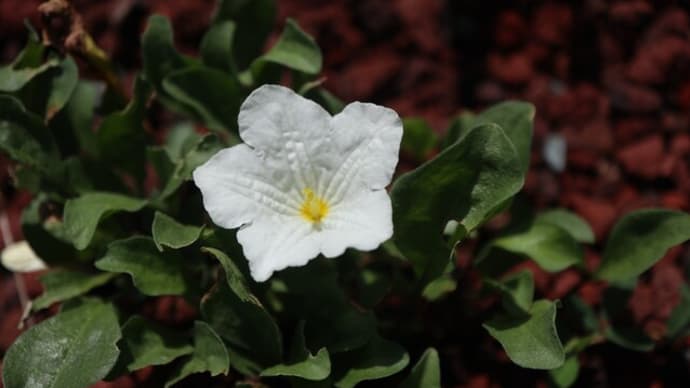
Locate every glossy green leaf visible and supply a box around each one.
[152,211,203,251]
[0,33,57,91]
[158,134,223,200]
[332,336,409,388]
[141,15,187,90]
[165,321,230,387]
[470,101,535,174]
[2,299,121,388]
[21,196,79,266]
[548,356,579,388]
[597,209,690,281]
[45,56,79,120]
[401,117,438,160]
[201,254,282,368]
[200,20,237,74]
[0,95,60,171]
[262,322,331,380]
[483,300,565,369]
[604,327,654,352]
[536,209,595,244]
[33,270,116,311]
[116,316,193,372]
[261,19,322,74]
[95,236,189,296]
[49,80,101,156]
[62,192,147,250]
[399,348,441,388]
[489,221,583,272]
[391,123,524,285]
[97,76,151,181]
[485,270,535,316]
[162,66,241,132]
[213,0,276,69]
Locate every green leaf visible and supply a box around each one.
[49,80,101,156]
[213,0,277,70]
[399,348,441,388]
[485,270,535,316]
[141,15,187,90]
[440,112,474,150]
[261,19,322,74]
[157,134,223,200]
[536,209,595,244]
[62,192,147,250]
[165,321,230,387]
[95,236,189,296]
[116,316,193,372]
[332,336,409,388]
[604,327,654,352]
[33,270,116,311]
[391,123,524,285]
[597,209,690,281]
[667,284,690,339]
[162,66,242,132]
[2,299,121,388]
[470,101,535,174]
[97,76,151,181]
[201,250,282,368]
[548,356,579,388]
[45,56,79,120]
[483,300,565,369]
[200,20,237,74]
[21,195,79,266]
[0,95,60,170]
[152,211,203,251]
[489,221,583,272]
[262,322,331,381]
[401,118,438,160]
[0,35,57,92]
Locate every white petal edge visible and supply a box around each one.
[1,241,47,273]
[193,144,302,230]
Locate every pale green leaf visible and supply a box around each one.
[152,211,203,251]
[165,321,230,387]
[399,348,441,388]
[332,336,409,388]
[33,270,116,311]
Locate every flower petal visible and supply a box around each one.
[320,189,393,258]
[193,144,302,229]
[324,102,402,203]
[238,84,334,189]
[1,241,47,273]
[237,215,321,282]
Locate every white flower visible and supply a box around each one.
[193,85,403,281]
[1,240,47,273]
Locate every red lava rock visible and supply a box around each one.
[616,135,665,179]
[466,374,491,388]
[629,284,654,323]
[564,194,617,240]
[567,149,600,170]
[532,3,572,46]
[487,51,534,85]
[142,296,197,326]
[331,47,402,101]
[547,269,580,300]
[494,10,527,48]
[662,191,689,210]
[90,376,136,388]
[608,0,653,24]
[613,117,656,144]
[608,82,662,112]
[578,281,605,306]
[676,81,690,110]
[671,133,690,155]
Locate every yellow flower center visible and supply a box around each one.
[299,188,329,224]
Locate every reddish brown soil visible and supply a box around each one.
[1,1,689,387]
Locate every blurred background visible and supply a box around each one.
[1,1,690,387]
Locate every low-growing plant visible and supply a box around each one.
[1,1,689,387]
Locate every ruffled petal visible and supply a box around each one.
[193,144,302,229]
[319,189,393,258]
[237,214,322,282]
[323,102,402,203]
[238,84,335,190]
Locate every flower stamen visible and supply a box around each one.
[299,188,329,225]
